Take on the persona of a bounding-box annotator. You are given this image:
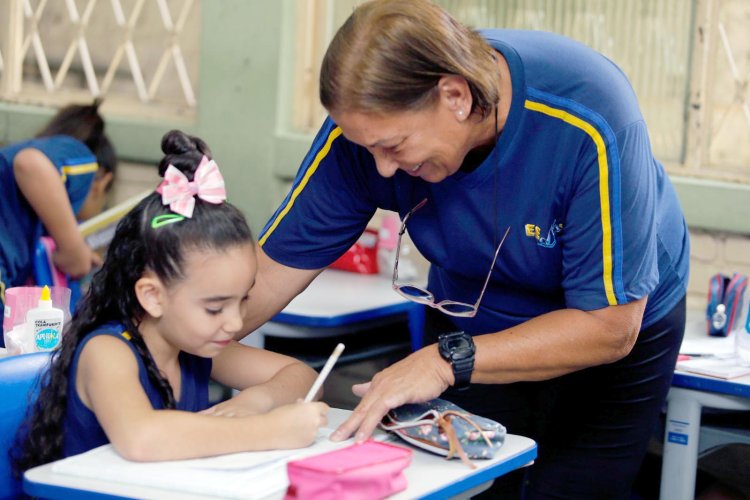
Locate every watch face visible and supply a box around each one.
[442,334,475,360]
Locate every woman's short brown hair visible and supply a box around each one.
[320,0,499,118]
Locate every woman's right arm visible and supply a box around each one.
[237,244,323,339]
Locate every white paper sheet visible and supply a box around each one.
[52,428,352,499]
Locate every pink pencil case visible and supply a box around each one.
[285,439,412,500]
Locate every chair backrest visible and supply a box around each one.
[0,352,52,499]
[33,237,82,309]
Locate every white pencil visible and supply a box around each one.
[304,343,345,403]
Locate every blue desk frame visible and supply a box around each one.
[23,409,537,500]
[248,270,426,354]
[660,313,750,500]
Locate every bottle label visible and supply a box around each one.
[34,320,60,350]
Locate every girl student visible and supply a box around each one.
[13,130,327,474]
[1,100,117,343]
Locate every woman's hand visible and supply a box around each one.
[331,344,453,442]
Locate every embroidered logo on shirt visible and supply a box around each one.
[525,220,563,248]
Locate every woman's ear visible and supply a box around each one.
[437,75,472,121]
[135,272,165,318]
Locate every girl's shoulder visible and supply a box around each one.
[76,322,135,358]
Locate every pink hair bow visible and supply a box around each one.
[156,155,226,218]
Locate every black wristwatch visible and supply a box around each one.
[438,331,475,391]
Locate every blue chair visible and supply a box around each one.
[0,352,52,499]
[32,237,82,310]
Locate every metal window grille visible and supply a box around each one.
[291,0,750,182]
[0,0,199,117]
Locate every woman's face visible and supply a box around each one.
[330,102,472,183]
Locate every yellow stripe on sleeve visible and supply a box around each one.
[524,100,617,305]
[259,126,343,246]
[61,162,99,182]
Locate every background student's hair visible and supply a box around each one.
[37,98,117,183]
[12,129,253,473]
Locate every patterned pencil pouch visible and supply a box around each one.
[379,398,506,468]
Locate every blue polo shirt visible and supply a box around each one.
[0,136,97,293]
[259,29,689,334]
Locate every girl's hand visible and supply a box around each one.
[201,387,274,417]
[331,345,452,443]
[266,401,330,449]
[53,242,102,278]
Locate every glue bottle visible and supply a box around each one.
[26,286,64,351]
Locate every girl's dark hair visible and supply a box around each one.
[12,130,253,474]
[320,0,500,118]
[37,99,118,180]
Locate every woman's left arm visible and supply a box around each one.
[332,297,646,442]
[203,341,318,417]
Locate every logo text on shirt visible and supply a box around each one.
[525,220,563,248]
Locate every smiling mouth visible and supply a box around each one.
[411,163,423,172]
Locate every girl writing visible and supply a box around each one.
[13,130,327,474]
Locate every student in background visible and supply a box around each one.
[12,130,327,475]
[0,100,117,343]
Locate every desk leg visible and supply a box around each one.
[408,305,425,352]
[659,388,702,500]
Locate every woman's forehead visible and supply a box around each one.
[331,108,431,147]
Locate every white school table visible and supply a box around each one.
[23,408,538,500]
[242,269,427,359]
[659,311,750,500]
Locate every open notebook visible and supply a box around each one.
[52,428,368,499]
[676,357,750,380]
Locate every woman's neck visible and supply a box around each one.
[461,51,511,173]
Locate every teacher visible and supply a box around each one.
[239,0,690,497]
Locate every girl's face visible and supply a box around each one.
[330,103,473,184]
[157,243,256,357]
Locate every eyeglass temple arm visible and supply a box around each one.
[472,226,511,307]
[392,198,428,286]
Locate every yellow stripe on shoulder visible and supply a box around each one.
[61,162,99,182]
[259,126,343,246]
[524,99,616,305]
[121,331,132,341]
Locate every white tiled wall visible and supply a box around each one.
[687,229,750,311]
[108,161,160,206]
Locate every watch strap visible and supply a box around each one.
[452,356,474,390]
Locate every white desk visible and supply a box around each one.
[244,269,426,362]
[659,311,750,500]
[24,408,537,499]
